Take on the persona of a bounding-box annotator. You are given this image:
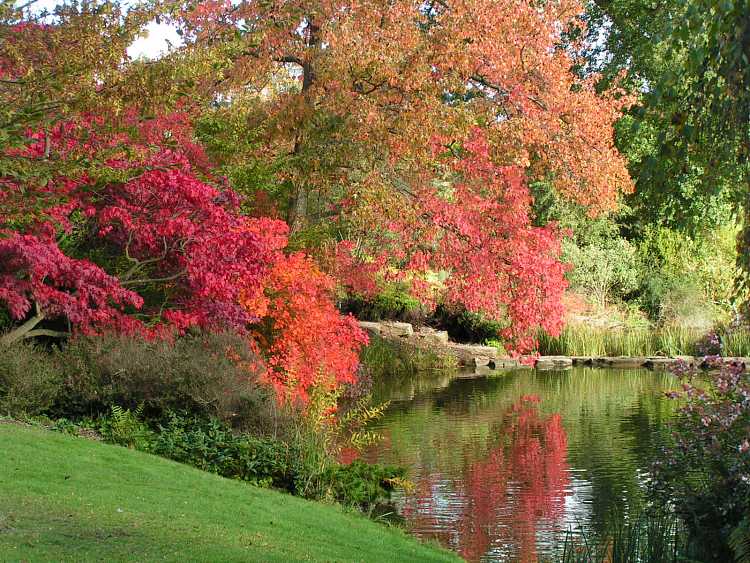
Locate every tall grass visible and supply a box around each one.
[539,325,750,357]
[720,329,750,357]
[552,511,692,563]
[538,326,704,357]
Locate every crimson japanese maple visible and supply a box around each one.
[0,232,143,345]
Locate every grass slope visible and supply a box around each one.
[0,424,458,562]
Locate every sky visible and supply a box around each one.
[127,21,182,59]
[28,0,182,59]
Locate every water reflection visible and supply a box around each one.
[367,368,676,562]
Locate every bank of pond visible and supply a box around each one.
[1,335,741,562]
[0,422,458,562]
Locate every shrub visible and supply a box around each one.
[149,412,297,490]
[429,305,504,344]
[0,341,62,416]
[562,236,640,308]
[636,226,735,325]
[318,460,405,509]
[146,411,403,509]
[55,332,275,431]
[651,358,750,561]
[240,250,368,403]
[341,284,427,325]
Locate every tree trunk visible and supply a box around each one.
[737,186,750,318]
[287,18,319,236]
[290,184,309,234]
[0,311,45,347]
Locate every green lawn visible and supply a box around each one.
[0,423,458,562]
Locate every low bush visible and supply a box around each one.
[341,285,427,325]
[54,332,278,431]
[2,332,405,515]
[95,410,404,510]
[635,226,735,325]
[429,305,504,344]
[562,236,640,309]
[148,412,297,490]
[0,341,63,416]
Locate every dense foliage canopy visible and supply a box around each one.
[0,0,634,402]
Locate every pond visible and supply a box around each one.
[366,367,678,562]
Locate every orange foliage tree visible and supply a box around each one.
[240,219,367,403]
[169,0,633,351]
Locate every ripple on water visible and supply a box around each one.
[368,367,677,562]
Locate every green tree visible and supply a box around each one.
[580,0,748,272]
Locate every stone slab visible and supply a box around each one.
[447,343,499,366]
[495,358,523,369]
[357,321,383,336]
[608,356,648,368]
[643,357,676,370]
[571,356,594,366]
[535,356,573,370]
[379,321,414,338]
[413,327,450,346]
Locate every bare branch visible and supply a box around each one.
[275,55,304,66]
[120,268,188,286]
[23,328,69,339]
[0,309,45,347]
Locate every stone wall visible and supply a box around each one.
[357,320,520,369]
[358,320,749,372]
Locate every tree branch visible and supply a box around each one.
[122,235,169,281]
[120,269,187,286]
[0,309,45,347]
[275,55,304,66]
[469,74,549,111]
[23,329,69,339]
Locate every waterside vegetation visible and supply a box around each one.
[1,0,750,560]
[537,325,750,358]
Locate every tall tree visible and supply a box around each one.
[580,0,749,277]
[171,0,633,350]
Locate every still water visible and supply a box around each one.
[367,367,677,562]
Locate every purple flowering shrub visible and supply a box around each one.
[652,357,750,560]
[695,331,722,356]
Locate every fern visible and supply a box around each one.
[731,516,750,563]
[103,404,153,450]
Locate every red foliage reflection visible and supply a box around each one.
[400,396,570,562]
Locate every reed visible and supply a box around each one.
[553,511,691,563]
[719,329,750,357]
[538,326,705,357]
[360,335,457,379]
